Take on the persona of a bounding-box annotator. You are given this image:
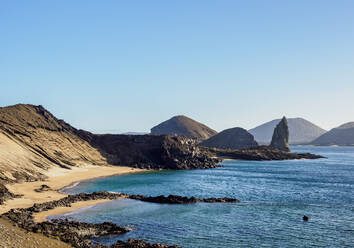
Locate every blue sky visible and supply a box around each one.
[1,0,353,133]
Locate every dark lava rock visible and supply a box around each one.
[0,184,22,205]
[200,127,258,150]
[1,191,239,247]
[108,238,180,248]
[270,117,290,152]
[150,115,217,141]
[128,194,240,204]
[79,133,220,170]
[34,184,51,192]
[203,146,325,161]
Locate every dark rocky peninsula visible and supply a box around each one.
[0,104,219,185]
[78,132,220,170]
[203,146,325,161]
[1,191,240,248]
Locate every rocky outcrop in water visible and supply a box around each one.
[270,117,290,152]
[129,194,240,204]
[107,239,179,248]
[203,146,325,161]
[200,127,258,150]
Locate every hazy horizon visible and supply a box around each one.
[1,1,353,132]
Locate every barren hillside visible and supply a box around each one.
[0,104,106,183]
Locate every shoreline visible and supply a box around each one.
[33,199,114,222]
[58,169,151,193]
[0,165,147,217]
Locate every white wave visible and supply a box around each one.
[60,182,80,192]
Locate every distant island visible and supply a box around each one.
[311,122,354,146]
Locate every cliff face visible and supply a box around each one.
[79,133,218,170]
[200,127,258,150]
[151,115,217,141]
[311,122,354,146]
[270,117,290,152]
[0,104,218,184]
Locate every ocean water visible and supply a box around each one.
[59,146,354,247]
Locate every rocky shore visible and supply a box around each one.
[129,194,240,204]
[0,183,22,204]
[1,191,240,248]
[204,146,325,161]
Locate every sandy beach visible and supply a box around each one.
[0,165,146,219]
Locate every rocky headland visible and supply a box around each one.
[0,104,219,186]
[79,132,219,170]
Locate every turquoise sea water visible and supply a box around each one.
[59,146,354,247]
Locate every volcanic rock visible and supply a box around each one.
[109,239,180,248]
[82,134,220,170]
[1,191,239,248]
[0,184,22,205]
[128,194,240,204]
[34,184,51,192]
[270,117,290,152]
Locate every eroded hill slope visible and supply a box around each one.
[0,104,106,183]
